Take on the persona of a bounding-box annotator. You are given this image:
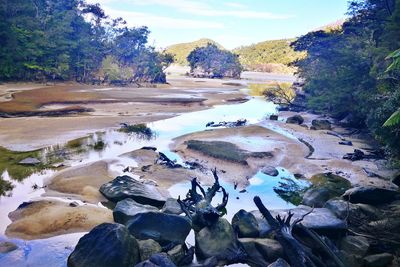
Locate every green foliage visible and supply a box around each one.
[383,109,400,126]
[119,123,153,136]
[233,39,306,73]
[292,0,400,157]
[165,38,224,65]
[187,44,242,78]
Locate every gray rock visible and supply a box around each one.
[325,199,359,219]
[261,166,279,177]
[339,250,363,267]
[100,175,170,208]
[114,198,159,225]
[363,253,394,267]
[0,241,18,253]
[167,244,186,265]
[269,115,278,121]
[18,157,41,165]
[127,212,191,246]
[68,223,140,267]
[138,239,162,262]
[342,186,400,204]
[339,141,353,146]
[340,236,369,257]
[135,253,176,267]
[286,115,304,125]
[195,218,237,260]
[268,258,290,267]
[301,187,330,208]
[239,238,283,265]
[161,198,183,215]
[311,119,331,130]
[232,209,260,238]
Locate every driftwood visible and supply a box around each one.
[178,168,228,230]
[253,196,345,267]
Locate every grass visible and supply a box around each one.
[186,140,272,164]
[119,123,154,138]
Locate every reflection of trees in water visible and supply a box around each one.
[273,177,309,205]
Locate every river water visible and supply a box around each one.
[0,96,306,266]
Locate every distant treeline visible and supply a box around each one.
[0,0,173,83]
[292,0,400,159]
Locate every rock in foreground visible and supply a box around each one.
[68,223,140,267]
[342,186,400,204]
[113,198,159,225]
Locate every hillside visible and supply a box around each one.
[165,38,224,65]
[233,39,306,73]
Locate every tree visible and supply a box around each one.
[187,44,242,78]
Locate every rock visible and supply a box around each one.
[269,115,278,121]
[339,141,353,146]
[309,173,351,198]
[340,236,369,257]
[138,239,162,262]
[69,201,79,207]
[339,250,363,267]
[114,198,159,225]
[342,186,400,204]
[161,198,182,215]
[343,149,365,161]
[167,244,186,265]
[99,175,170,208]
[135,253,177,267]
[68,223,140,267]
[268,258,290,267]
[252,206,347,235]
[0,241,18,253]
[18,157,41,165]
[195,218,237,260]
[232,209,260,238]
[301,187,330,208]
[392,173,400,187]
[127,212,191,246]
[239,238,283,264]
[311,119,331,130]
[261,166,279,177]
[325,199,359,219]
[363,253,394,267]
[286,115,304,125]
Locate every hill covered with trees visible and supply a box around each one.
[291,0,400,159]
[233,39,306,73]
[0,0,173,83]
[165,38,224,66]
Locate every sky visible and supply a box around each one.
[86,0,349,49]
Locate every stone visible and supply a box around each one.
[286,115,304,125]
[114,198,159,225]
[138,239,162,262]
[261,166,279,177]
[339,141,353,146]
[268,258,291,267]
[167,244,186,265]
[68,223,140,267]
[135,253,177,267]
[232,209,260,238]
[311,119,331,130]
[69,201,79,207]
[342,186,400,204]
[99,175,170,208]
[195,218,237,260]
[161,198,183,215]
[301,187,330,208]
[325,199,359,219]
[269,115,278,121]
[239,238,283,264]
[363,253,394,267]
[0,241,18,253]
[18,157,41,165]
[127,212,191,246]
[339,250,363,267]
[340,236,369,257]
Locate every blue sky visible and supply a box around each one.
[86,0,349,49]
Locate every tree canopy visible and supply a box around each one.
[0,0,172,83]
[187,44,242,79]
[291,0,400,158]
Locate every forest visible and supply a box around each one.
[0,0,173,83]
[291,0,400,161]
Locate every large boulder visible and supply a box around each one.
[138,239,162,262]
[311,119,331,130]
[127,212,191,246]
[113,198,159,225]
[286,115,304,125]
[99,175,170,208]
[340,236,369,257]
[68,223,140,267]
[301,187,330,208]
[363,253,394,267]
[232,209,260,238]
[239,238,283,265]
[342,186,400,204]
[325,199,360,219]
[161,198,183,215]
[195,218,237,260]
